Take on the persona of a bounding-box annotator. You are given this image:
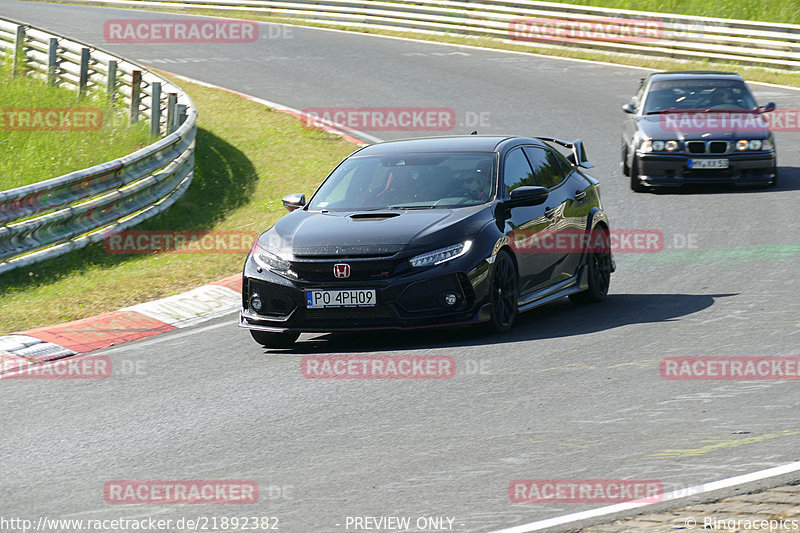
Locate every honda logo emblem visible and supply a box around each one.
[333,263,351,278]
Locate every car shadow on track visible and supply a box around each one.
[267,292,735,354]
[646,165,799,195]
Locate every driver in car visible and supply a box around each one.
[710,87,741,108]
[462,163,491,201]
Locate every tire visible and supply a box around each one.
[629,157,647,192]
[486,250,519,333]
[250,329,300,348]
[569,227,612,304]
[621,143,631,177]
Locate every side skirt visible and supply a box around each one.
[517,266,588,314]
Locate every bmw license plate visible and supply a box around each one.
[306,289,376,308]
[688,158,729,169]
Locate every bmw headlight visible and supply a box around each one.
[736,139,765,151]
[642,140,679,152]
[251,242,291,273]
[409,241,472,268]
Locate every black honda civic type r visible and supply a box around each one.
[240,135,615,347]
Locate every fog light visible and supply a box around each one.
[442,292,458,306]
[250,294,263,312]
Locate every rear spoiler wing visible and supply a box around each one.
[536,137,594,169]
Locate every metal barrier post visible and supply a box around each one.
[166,93,178,134]
[107,60,118,101]
[150,81,162,138]
[47,38,58,85]
[131,70,142,123]
[12,25,26,77]
[78,47,90,99]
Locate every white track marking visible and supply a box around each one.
[490,461,800,532]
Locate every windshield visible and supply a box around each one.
[307,152,496,210]
[643,79,757,114]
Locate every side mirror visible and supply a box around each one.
[759,102,776,113]
[281,193,306,212]
[507,186,549,208]
[622,103,636,114]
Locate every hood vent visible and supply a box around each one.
[349,212,401,221]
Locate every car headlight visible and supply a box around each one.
[409,241,472,268]
[252,242,291,273]
[642,140,678,152]
[736,139,765,151]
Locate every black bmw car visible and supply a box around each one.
[622,71,777,191]
[240,135,615,347]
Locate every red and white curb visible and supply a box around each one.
[0,274,242,374]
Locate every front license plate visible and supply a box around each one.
[688,158,729,169]
[306,289,376,308]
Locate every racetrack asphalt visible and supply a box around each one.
[1,2,799,531]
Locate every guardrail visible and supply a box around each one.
[0,16,197,275]
[55,0,800,69]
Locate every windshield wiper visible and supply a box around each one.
[389,205,437,210]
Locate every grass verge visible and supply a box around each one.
[551,0,800,24]
[0,59,152,190]
[0,75,357,334]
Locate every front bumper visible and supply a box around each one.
[239,257,494,333]
[634,151,776,188]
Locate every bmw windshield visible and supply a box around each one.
[307,152,496,211]
[643,79,758,114]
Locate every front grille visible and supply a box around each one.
[685,141,729,155]
[302,305,398,328]
[709,141,728,154]
[687,141,705,154]
[289,257,411,282]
